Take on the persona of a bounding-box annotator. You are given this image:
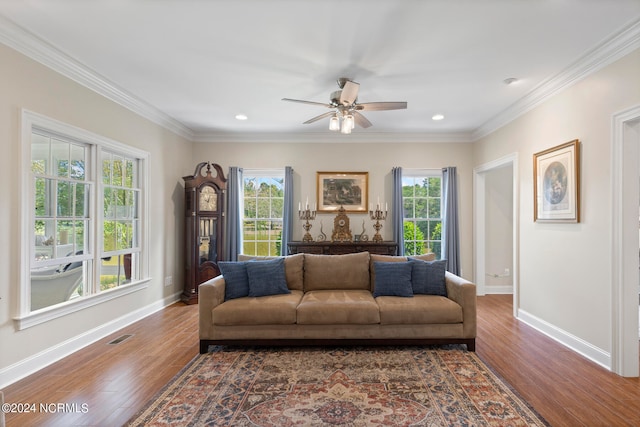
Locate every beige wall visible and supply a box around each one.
[192,141,475,278]
[474,48,640,353]
[0,44,192,375]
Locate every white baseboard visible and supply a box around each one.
[517,308,611,370]
[0,292,181,389]
[484,285,513,294]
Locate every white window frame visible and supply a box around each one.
[402,168,443,258]
[241,168,285,256]
[17,110,150,330]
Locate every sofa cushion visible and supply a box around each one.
[303,252,370,291]
[218,261,250,301]
[369,254,408,291]
[410,258,448,296]
[212,291,303,325]
[408,252,437,262]
[246,258,291,297]
[238,253,304,291]
[297,290,380,324]
[372,261,414,297]
[376,294,462,325]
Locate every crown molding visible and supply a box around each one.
[2,13,638,145]
[192,131,475,144]
[0,14,195,140]
[473,17,640,141]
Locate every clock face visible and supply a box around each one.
[199,186,218,211]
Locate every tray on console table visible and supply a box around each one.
[288,241,398,256]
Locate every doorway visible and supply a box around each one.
[611,105,640,377]
[473,153,519,316]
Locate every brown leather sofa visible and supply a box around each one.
[198,251,476,353]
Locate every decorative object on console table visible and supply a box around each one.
[369,197,388,242]
[331,206,352,242]
[182,162,227,304]
[298,196,317,242]
[288,241,397,256]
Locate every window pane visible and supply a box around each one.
[52,139,69,177]
[256,198,270,218]
[244,178,257,197]
[402,198,414,218]
[271,198,283,218]
[103,220,117,252]
[57,181,72,217]
[244,199,256,218]
[103,155,112,185]
[70,144,86,180]
[31,133,49,174]
[104,187,114,218]
[257,180,270,197]
[414,181,428,197]
[428,198,441,218]
[117,221,133,251]
[125,159,134,188]
[75,183,89,218]
[113,156,124,187]
[415,198,429,218]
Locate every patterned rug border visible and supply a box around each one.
[126,345,551,426]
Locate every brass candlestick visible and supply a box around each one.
[299,204,317,242]
[369,205,388,242]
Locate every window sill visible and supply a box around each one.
[14,279,150,330]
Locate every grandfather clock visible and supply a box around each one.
[182,162,227,304]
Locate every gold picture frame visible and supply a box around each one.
[533,139,580,223]
[317,171,368,213]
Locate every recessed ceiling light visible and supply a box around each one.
[503,77,519,85]
[235,114,248,120]
[432,114,445,121]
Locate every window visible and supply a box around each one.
[402,171,442,258]
[21,111,148,325]
[242,170,284,256]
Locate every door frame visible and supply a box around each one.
[473,153,519,316]
[611,105,640,377]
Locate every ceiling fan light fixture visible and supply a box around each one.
[341,114,354,134]
[329,114,340,131]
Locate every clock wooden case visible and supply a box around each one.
[182,162,227,304]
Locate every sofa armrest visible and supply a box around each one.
[198,275,225,340]
[445,272,477,339]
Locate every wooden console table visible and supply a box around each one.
[287,241,398,256]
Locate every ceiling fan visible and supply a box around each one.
[282,78,407,134]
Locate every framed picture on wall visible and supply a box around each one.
[533,139,580,223]
[317,171,368,212]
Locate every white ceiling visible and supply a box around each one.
[1,0,640,143]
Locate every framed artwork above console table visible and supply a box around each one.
[288,241,398,256]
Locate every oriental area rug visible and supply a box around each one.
[127,346,549,426]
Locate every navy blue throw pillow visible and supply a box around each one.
[372,261,414,297]
[410,259,448,296]
[219,261,250,301]
[246,258,290,297]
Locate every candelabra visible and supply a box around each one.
[369,205,388,242]
[299,204,317,242]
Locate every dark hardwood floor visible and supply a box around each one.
[2,295,640,426]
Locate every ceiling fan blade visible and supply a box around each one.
[339,81,360,105]
[357,101,407,111]
[303,111,336,124]
[282,98,332,108]
[352,111,372,128]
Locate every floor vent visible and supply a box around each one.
[108,334,133,345]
